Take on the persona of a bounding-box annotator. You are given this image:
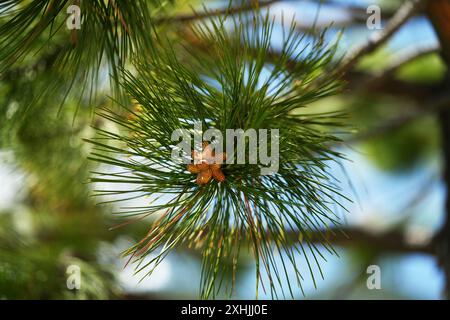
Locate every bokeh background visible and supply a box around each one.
[0,0,447,299]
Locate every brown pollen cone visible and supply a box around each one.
[196,168,213,185]
[187,142,227,185]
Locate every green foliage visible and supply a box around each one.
[346,91,439,173]
[396,53,446,84]
[362,117,439,172]
[15,106,93,209]
[87,13,349,298]
[0,0,167,70]
[356,49,393,72]
[0,87,121,298]
[0,210,120,299]
[0,0,172,121]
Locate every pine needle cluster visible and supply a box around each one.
[88,12,349,298]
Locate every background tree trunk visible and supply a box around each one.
[427,0,450,299]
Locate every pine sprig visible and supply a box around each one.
[0,0,171,115]
[0,0,167,68]
[87,12,349,299]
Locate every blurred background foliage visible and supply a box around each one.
[0,0,448,299]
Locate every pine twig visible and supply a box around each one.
[370,46,439,79]
[332,0,426,79]
[345,91,450,144]
[343,46,441,100]
[285,227,434,255]
[268,48,440,101]
[154,0,281,24]
[345,70,441,101]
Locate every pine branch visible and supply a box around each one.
[0,0,167,111]
[154,0,281,24]
[292,1,398,32]
[370,46,440,79]
[331,0,426,79]
[311,0,406,23]
[345,90,450,144]
[270,0,427,89]
[88,12,349,299]
[285,227,434,255]
[182,226,434,254]
[269,47,441,101]
[345,70,441,101]
[344,44,440,99]
[342,46,441,99]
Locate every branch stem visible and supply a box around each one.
[332,0,426,78]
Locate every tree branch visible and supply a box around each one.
[187,226,434,254]
[372,46,439,78]
[157,0,400,29]
[269,46,441,101]
[344,70,441,100]
[332,0,426,79]
[344,91,450,144]
[154,0,281,24]
[286,227,434,255]
[343,46,441,100]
